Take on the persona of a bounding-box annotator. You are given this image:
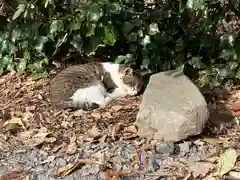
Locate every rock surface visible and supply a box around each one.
[136,70,209,142]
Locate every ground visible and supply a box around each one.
[1,72,240,180]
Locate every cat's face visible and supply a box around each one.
[120,67,144,96]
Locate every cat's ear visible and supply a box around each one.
[123,67,133,75]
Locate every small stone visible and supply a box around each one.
[37,174,48,180]
[41,155,56,165]
[47,167,57,177]
[15,149,27,154]
[39,150,48,157]
[73,171,84,179]
[35,165,45,173]
[62,175,76,180]
[57,158,67,166]
[29,150,39,161]
[147,158,160,172]
[31,174,38,180]
[178,142,191,153]
[24,166,32,171]
[49,161,56,167]
[155,141,174,154]
[0,166,7,176]
[193,139,204,146]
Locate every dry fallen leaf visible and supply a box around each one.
[87,125,102,138]
[201,138,226,145]
[217,148,238,176]
[91,112,101,119]
[123,125,137,134]
[102,112,112,118]
[57,159,89,177]
[2,117,25,132]
[0,170,29,180]
[60,121,73,129]
[66,133,77,155]
[111,123,121,140]
[24,127,52,147]
[73,109,84,117]
[100,170,130,180]
[111,105,122,112]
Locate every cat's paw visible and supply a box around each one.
[95,97,112,108]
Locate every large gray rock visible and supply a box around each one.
[136,70,209,142]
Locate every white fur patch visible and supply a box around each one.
[101,62,125,90]
[70,84,108,106]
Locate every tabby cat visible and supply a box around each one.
[50,62,144,110]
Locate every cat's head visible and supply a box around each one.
[120,66,144,96]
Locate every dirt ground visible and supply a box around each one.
[1,72,240,180]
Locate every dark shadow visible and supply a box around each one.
[201,87,236,136]
[164,69,184,78]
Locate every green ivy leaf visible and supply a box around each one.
[126,32,138,42]
[115,55,126,64]
[101,24,116,46]
[122,22,135,36]
[148,23,159,36]
[34,36,48,52]
[70,34,83,49]
[11,29,22,43]
[186,0,205,10]
[83,36,105,55]
[188,56,202,69]
[218,68,228,77]
[228,61,238,70]
[141,57,150,69]
[17,58,27,74]
[6,63,14,72]
[50,20,64,34]
[12,4,26,20]
[28,62,44,73]
[1,40,9,53]
[109,3,122,14]
[24,49,30,60]
[115,54,133,65]
[87,6,103,22]
[201,37,212,47]
[219,49,235,60]
[0,67,3,75]
[235,68,240,79]
[82,22,96,37]
[175,38,184,52]
[129,44,138,53]
[69,18,81,31]
[44,0,53,8]
[1,55,11,67]
[234,39,240,57]
[176,64,185,72]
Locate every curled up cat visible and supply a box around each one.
[49,62,144,110]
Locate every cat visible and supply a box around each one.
[49,62,144,110]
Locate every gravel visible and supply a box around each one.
[0,140,217,180]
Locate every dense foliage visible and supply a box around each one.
[1,0,240,87]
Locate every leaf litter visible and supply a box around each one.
[1,73,240,179]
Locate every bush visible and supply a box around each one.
[1,0,240,87]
